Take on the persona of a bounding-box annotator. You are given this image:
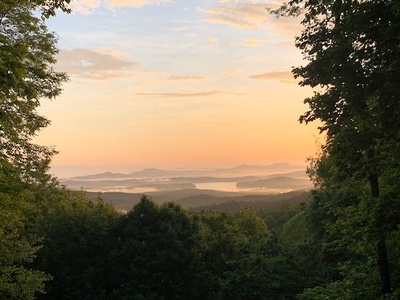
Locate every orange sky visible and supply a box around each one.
[34,0,322,177]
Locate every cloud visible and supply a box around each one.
[159,76,215,82]
[201,1,302,39]
[70,0,173,13]
[135,91,222,98]
[249,70,296,83]
[209,37,219,44]
[69,0,101,14]
[202,3,270,29]
[186,33,199,38]
[57,48,139,80]
[105,0,173,9]
[243,38,269,47]
[172,27,190,32]
[223,68,242,75]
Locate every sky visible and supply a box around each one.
[33,0,322,178]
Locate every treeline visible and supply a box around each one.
[3,172,400,299]
[33,193,307,299]
[84,189,310,211]
[188,191,310,214]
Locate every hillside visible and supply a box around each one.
[85,189,311,212]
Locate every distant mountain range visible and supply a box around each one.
[67,163,306,180]
[60,163,312,194]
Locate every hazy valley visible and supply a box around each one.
[60,163,312,192]
[59,163,314,211]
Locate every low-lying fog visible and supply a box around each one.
[59,163,313,194]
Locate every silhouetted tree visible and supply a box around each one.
[275,0,400,295]
[0,0,68,182]
[0,0,70,297]
[110,196,196,299]
[34,192,120,300]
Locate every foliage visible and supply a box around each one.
[190,207,270,299]
[109,195,196,300]
[26,188,398,299]
[274,0,400,296]
[0,164,51,299]
[34,191,120,300]
[304,155,400,296]
[0,0,70,297]
[0,0,68,182]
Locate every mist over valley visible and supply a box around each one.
[60,163,313,194]
[59,163,314,211]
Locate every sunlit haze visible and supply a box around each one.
[33,0,321,178]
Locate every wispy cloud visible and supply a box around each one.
[159,76,215,82]
[202,3,270,29]
[172,27,190,32]
[106,0,174,9]
[209,37,219,44]
[201,1,302,40]
[70,0,174,13]
[57,48,139,80]
[186,33,199,38]
[249,70,296,83]
[135,91,222,98]
[223,68,242,75]
[70,0,101,14]
[243,38,269,47]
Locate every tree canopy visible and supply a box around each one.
[0,0,68,182]
[275,0,400,296]
[0,0,70,297]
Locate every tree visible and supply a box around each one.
[191,207,272,299]
[0,165,52,299]
[0,0,68,182]
[110,196,196,299]
[0,0,70,298]
[274,0,400,295]
[34,192,120,300]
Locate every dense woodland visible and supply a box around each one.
[1,0,400,299]
[84,189,311,211]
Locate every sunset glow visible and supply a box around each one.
[34,0,321,177]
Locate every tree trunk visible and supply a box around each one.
[369,173,391,294]
[377,235,391,294]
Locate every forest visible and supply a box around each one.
[1,0,400,299]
